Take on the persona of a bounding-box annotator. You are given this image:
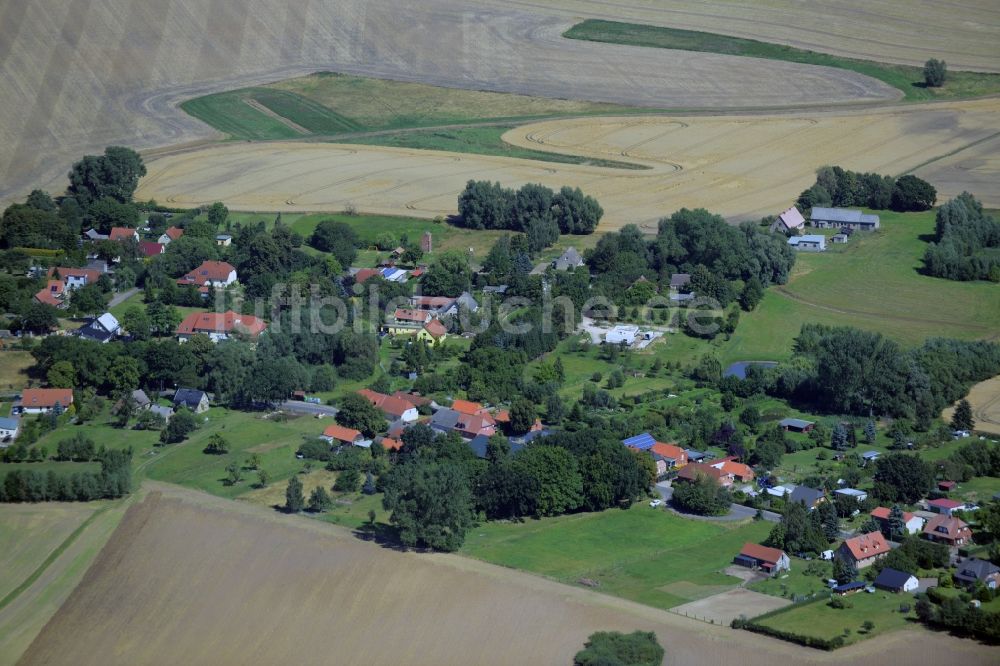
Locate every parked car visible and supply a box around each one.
[649,499,663,508]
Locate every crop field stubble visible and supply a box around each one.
[134,98,1000,226]
[943,375,1000,436]
[3,0,946,205]
[19,483,1000,666]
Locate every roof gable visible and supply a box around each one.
[840,532,889,561]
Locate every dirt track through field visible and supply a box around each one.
[19,483,1000,665]
[134,98,1000,226]
[943,375,1000,436]
[1,0,950,204]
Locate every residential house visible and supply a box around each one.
[83,228,109,241]
[733,543,790,575]
[923,514,972,547]
[139,241,165,258]
[392,391,433,411]
[176,311,267,342]
[873,567,919,593]
[34,280,66,308]
[377,436,404,452]
[787,235,826,252]
[553,247,584,271]
[0,417,20,443]
[173,388,210,414]
[669,273,691,293]
[430,408,462,435]
[47,267,101,290]
[954,558,1000,590]
[177,260,238,291]
[158,226,184,244]
[707,457,755,483]
[834,488,868,503]
[321,424,369,448]
[358,389,419,423]
[771,206,806,235]
[386,308,432,335]
[149,404,174,423]
[418,319,447,343]
[779,418,815,433]
[108,227,139,242]
[789,486,826,510]
[76,312,121,343]
[837,532,890,569]
[927,498,965,516]
[622,432,657,451]
[676,462,732,487]
[215,234,232,247]
[809,207,880,230]
[130,389,152,410]
[17,388,74,415]
[451,399,489,417]
[352,268,381,285]
[649,442,688,473]
[606,324,639,345]
[870,507,925,535]
[455,413,496,439]
[410,296,455,313]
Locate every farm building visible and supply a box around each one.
[321,424,369,448]
[215,234,232,247]
[831,232,849,244]
[733,543,790,575]
[832,581,867,595]
[870,507,925,535]
[923,515,972,547]
[837,532,890,569]
[787,234,826,252]
[809,207,880,230]
[605,325,639,345]
[16,388,74,415]
[771,206,806,234]
[622,432,656,451]
[779,418,814,433]
[938,480,957,492]
[874,567,918,593]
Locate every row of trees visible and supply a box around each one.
[457,180,603,238]
[923,193,1000,281]
[0,448,132,503]
[797,166,936,212]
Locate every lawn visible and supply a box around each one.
[752,592,917,646]
[144,409,320,498]
[749,557,832,600]
[722,211,1000,362]
[563,20,1000,103]
[461,505,771,610]
[0,351,35,391]
[953,475,1000,504]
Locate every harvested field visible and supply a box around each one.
[20,483,1000,665]
[0,0,908,204]
[943,375,1000,436]
[673,589,792,626]
[135,99,1000,226]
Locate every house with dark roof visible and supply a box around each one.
[430,408,461,434]
[779,418,814,433]
[733,542,789,575]
[76,312,121,343]
[173,388,209,414]
[0,417,20,443]
[809,207,880,230]
[789,486,826,510]
[874,567,918,593]
[837,532,890,569]
[669,273,691,293]
[954,558,1000,590]
[622,432,656,451]
[833,581,867,595]
[552,247,583,271]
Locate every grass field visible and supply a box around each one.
[752,593,916,646]
[723,211,1000,361]
[461,505,771,610]
[563,20,1000,103]
[0,351,35,391]
[182,73,647,171]
[749,557,831,600]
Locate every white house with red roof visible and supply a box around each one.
[109,227,139,242]
[870,507,925,535]
[177,260,237,291]
[357,389,419,423]
[175,310,266,342]
[927,498,966,516]
[321,424,370,448]
[16,388,74,415]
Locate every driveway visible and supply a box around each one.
[278,400,338,417]
[654,481,780,522]
[108,287,139,309]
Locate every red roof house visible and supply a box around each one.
[139,241,164,257]
[162,226,184,242]
[837,532,890,568]
[109,227,138,242]
[175,310,266,341]
[708,457,755,482]
[353,268,380,285]
[19,388,74,414]
[177,261,237,288]
[357,389,419,422]
[734,542,790,574]
[451,399,487,416]
[870,507,925,535]
[321,424,365,446]
[676,462,730,486]
[34,280,65,308]
[927,498,965,516]
[923,515,972,547]
[422,319,447,341]
[47,266,102,288]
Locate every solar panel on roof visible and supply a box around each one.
[622,433,656,450]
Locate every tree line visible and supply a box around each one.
[797,166,936,212]
[0,448,132,502]
[457,181,603,242]
[923,192,1000,282]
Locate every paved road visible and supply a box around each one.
[108,287,139,309]
[278,400,338,417]
[655,481,780,522]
